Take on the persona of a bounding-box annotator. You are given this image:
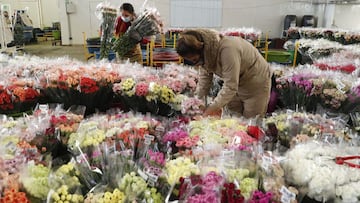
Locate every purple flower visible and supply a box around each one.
[163,128,189,143]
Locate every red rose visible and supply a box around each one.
[247,126,265,140]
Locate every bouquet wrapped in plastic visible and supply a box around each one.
[258,152,298,203]
[97,3,117,60]
[42,66,120,115]
[221,27,261,41]
[274,65,360,114]
[282,141,360,202]
[0,79,40,116]
[113,8,163,57]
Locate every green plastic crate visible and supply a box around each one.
[262,51,291,63]
[52,30,61,40]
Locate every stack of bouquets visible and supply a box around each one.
[313,50,360,74]
[297,38,343,60]
[0,116,43,175]
[113,8,163,57]
[41,65,121,115]
[274,65,360,114]
[174,146,262,202]
[286,27,301,39]
[288,27,360,45]
[0,78,40,116]
[112,63,198,117]
[265,111,351,149]
[221,27,261,41]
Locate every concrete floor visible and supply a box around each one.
[23,41,87,62]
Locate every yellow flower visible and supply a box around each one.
[159,86,175,104]
[149,82,161,94]
[121,78,135,92]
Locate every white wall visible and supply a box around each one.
[221,0,316,38]
[60,0,320,44]
[333,4,360,30]
[40,0,60,27]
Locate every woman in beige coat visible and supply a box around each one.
[176,29,271,118]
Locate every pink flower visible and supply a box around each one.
[148,150,165,166]
[163,128,189,143]
[135,82,149,97]
[169,80,184,93]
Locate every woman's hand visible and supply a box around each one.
[203,106,222,118]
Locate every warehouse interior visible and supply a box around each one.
[0,0,359,61]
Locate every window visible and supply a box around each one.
[170,0,222,28]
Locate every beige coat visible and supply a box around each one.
[186,29,272,117]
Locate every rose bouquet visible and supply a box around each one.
[113,8,163,57]
[287,27,300,39]
[319,79,350,112]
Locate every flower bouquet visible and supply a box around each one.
[20,162,50,201]
[275,72,320,112]
[113,78,179,117]
[178,171,224,203]
[318,79,350,113]
[160,64,198,95]
[221,27,261,42]
[0,82,40,116]
[297,38,343,60]
[97,4,117,60]
[282,141,360,202]
[42,66,120,115]
[113,8,163,57]
[287,27,300,39]
[181,96,205,118]
[265,111,350,148]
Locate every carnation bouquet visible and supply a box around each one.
[113,78,179,117]
[42,66,120,115]
[113,8,163,57]
[0,80,40,116]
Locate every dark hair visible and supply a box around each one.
[176,31,204,57]
[120,3,135,14]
